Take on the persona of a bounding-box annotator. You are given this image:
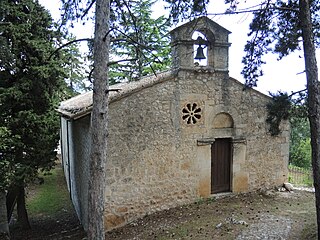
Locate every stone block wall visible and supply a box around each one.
[104,69,289,230]
[106,78,200,229]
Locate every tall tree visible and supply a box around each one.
[0,0,66,231]
[224,0,320,236]
[87,0,110,238]
[62,36,89,93]
[0,127,17,238]
[109,0,171,84]
[300,1,320,236]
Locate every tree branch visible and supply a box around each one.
[288,88,308,98]
[108,58,137,66]
[88,67,94,83]
[207,6,299,16]
[103,28,113,42]
[48,38,92,60]
[81,0,96,20]
[113,28,165,66]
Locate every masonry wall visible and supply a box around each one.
[106,77,199,229]
[104,69,289,230]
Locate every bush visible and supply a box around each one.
[290,138,311,169]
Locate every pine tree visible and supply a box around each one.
[0,0,67,231]
[0,127,17,237]
[62,35,90,93]
[109,0,171,84]
[224,0,320,236]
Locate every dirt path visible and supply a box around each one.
[9,182,316,239]
[106,189,316,240]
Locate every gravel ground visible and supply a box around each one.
[106,189,316,240]
[236,214,293,240]
[9,187,316,239]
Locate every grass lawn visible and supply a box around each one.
[26,166,72,216]
[10,165,317,240]
[10,166,86,240]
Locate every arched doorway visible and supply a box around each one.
[211,113,234,194]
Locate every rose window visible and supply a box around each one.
[182,103,202,124]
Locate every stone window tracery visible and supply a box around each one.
[182,103,202,124]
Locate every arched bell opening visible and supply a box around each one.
[169,17,229,70]
[192,31,208,66]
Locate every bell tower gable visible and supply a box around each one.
[170,16,231,71]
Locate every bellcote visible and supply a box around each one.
[170,17,231,71]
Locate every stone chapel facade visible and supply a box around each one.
[57,17,289,231]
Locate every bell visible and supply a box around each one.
[194,45,206,60]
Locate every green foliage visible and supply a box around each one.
[290,138,311,168]
[0,127,19,191]
[0,0,67,189]
[109,0,171,84]
[27,168,71,216]
[59,0,211,86]
[266,92,291,135]
[267,91,312,168]
[290,117,311,168]
[288,164,313,186]
[163,0,209,23]
[238,1,320,87]
[60,35,90,93]
[266,89,308,135]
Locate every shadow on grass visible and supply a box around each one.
[27,166,72,216]
[10,166,86,240]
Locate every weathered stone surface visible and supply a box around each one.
[58,17,289,232]
[233,172,249,193]
[103,69,289,230]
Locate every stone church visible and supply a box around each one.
[57,17,289,231]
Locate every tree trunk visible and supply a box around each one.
[0,190,10,239]
[299,1,320,238]
[87,0,110,239]
[16,186,30,230]
[6,186,18,222]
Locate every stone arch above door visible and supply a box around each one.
[212,112,234,129]
[204,104,242,137]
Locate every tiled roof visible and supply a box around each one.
[57,70,176,119]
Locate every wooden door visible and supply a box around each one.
[211,138,232,194]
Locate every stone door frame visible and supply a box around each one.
[197,136,247,197]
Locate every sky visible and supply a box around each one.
[38,0,320,95]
